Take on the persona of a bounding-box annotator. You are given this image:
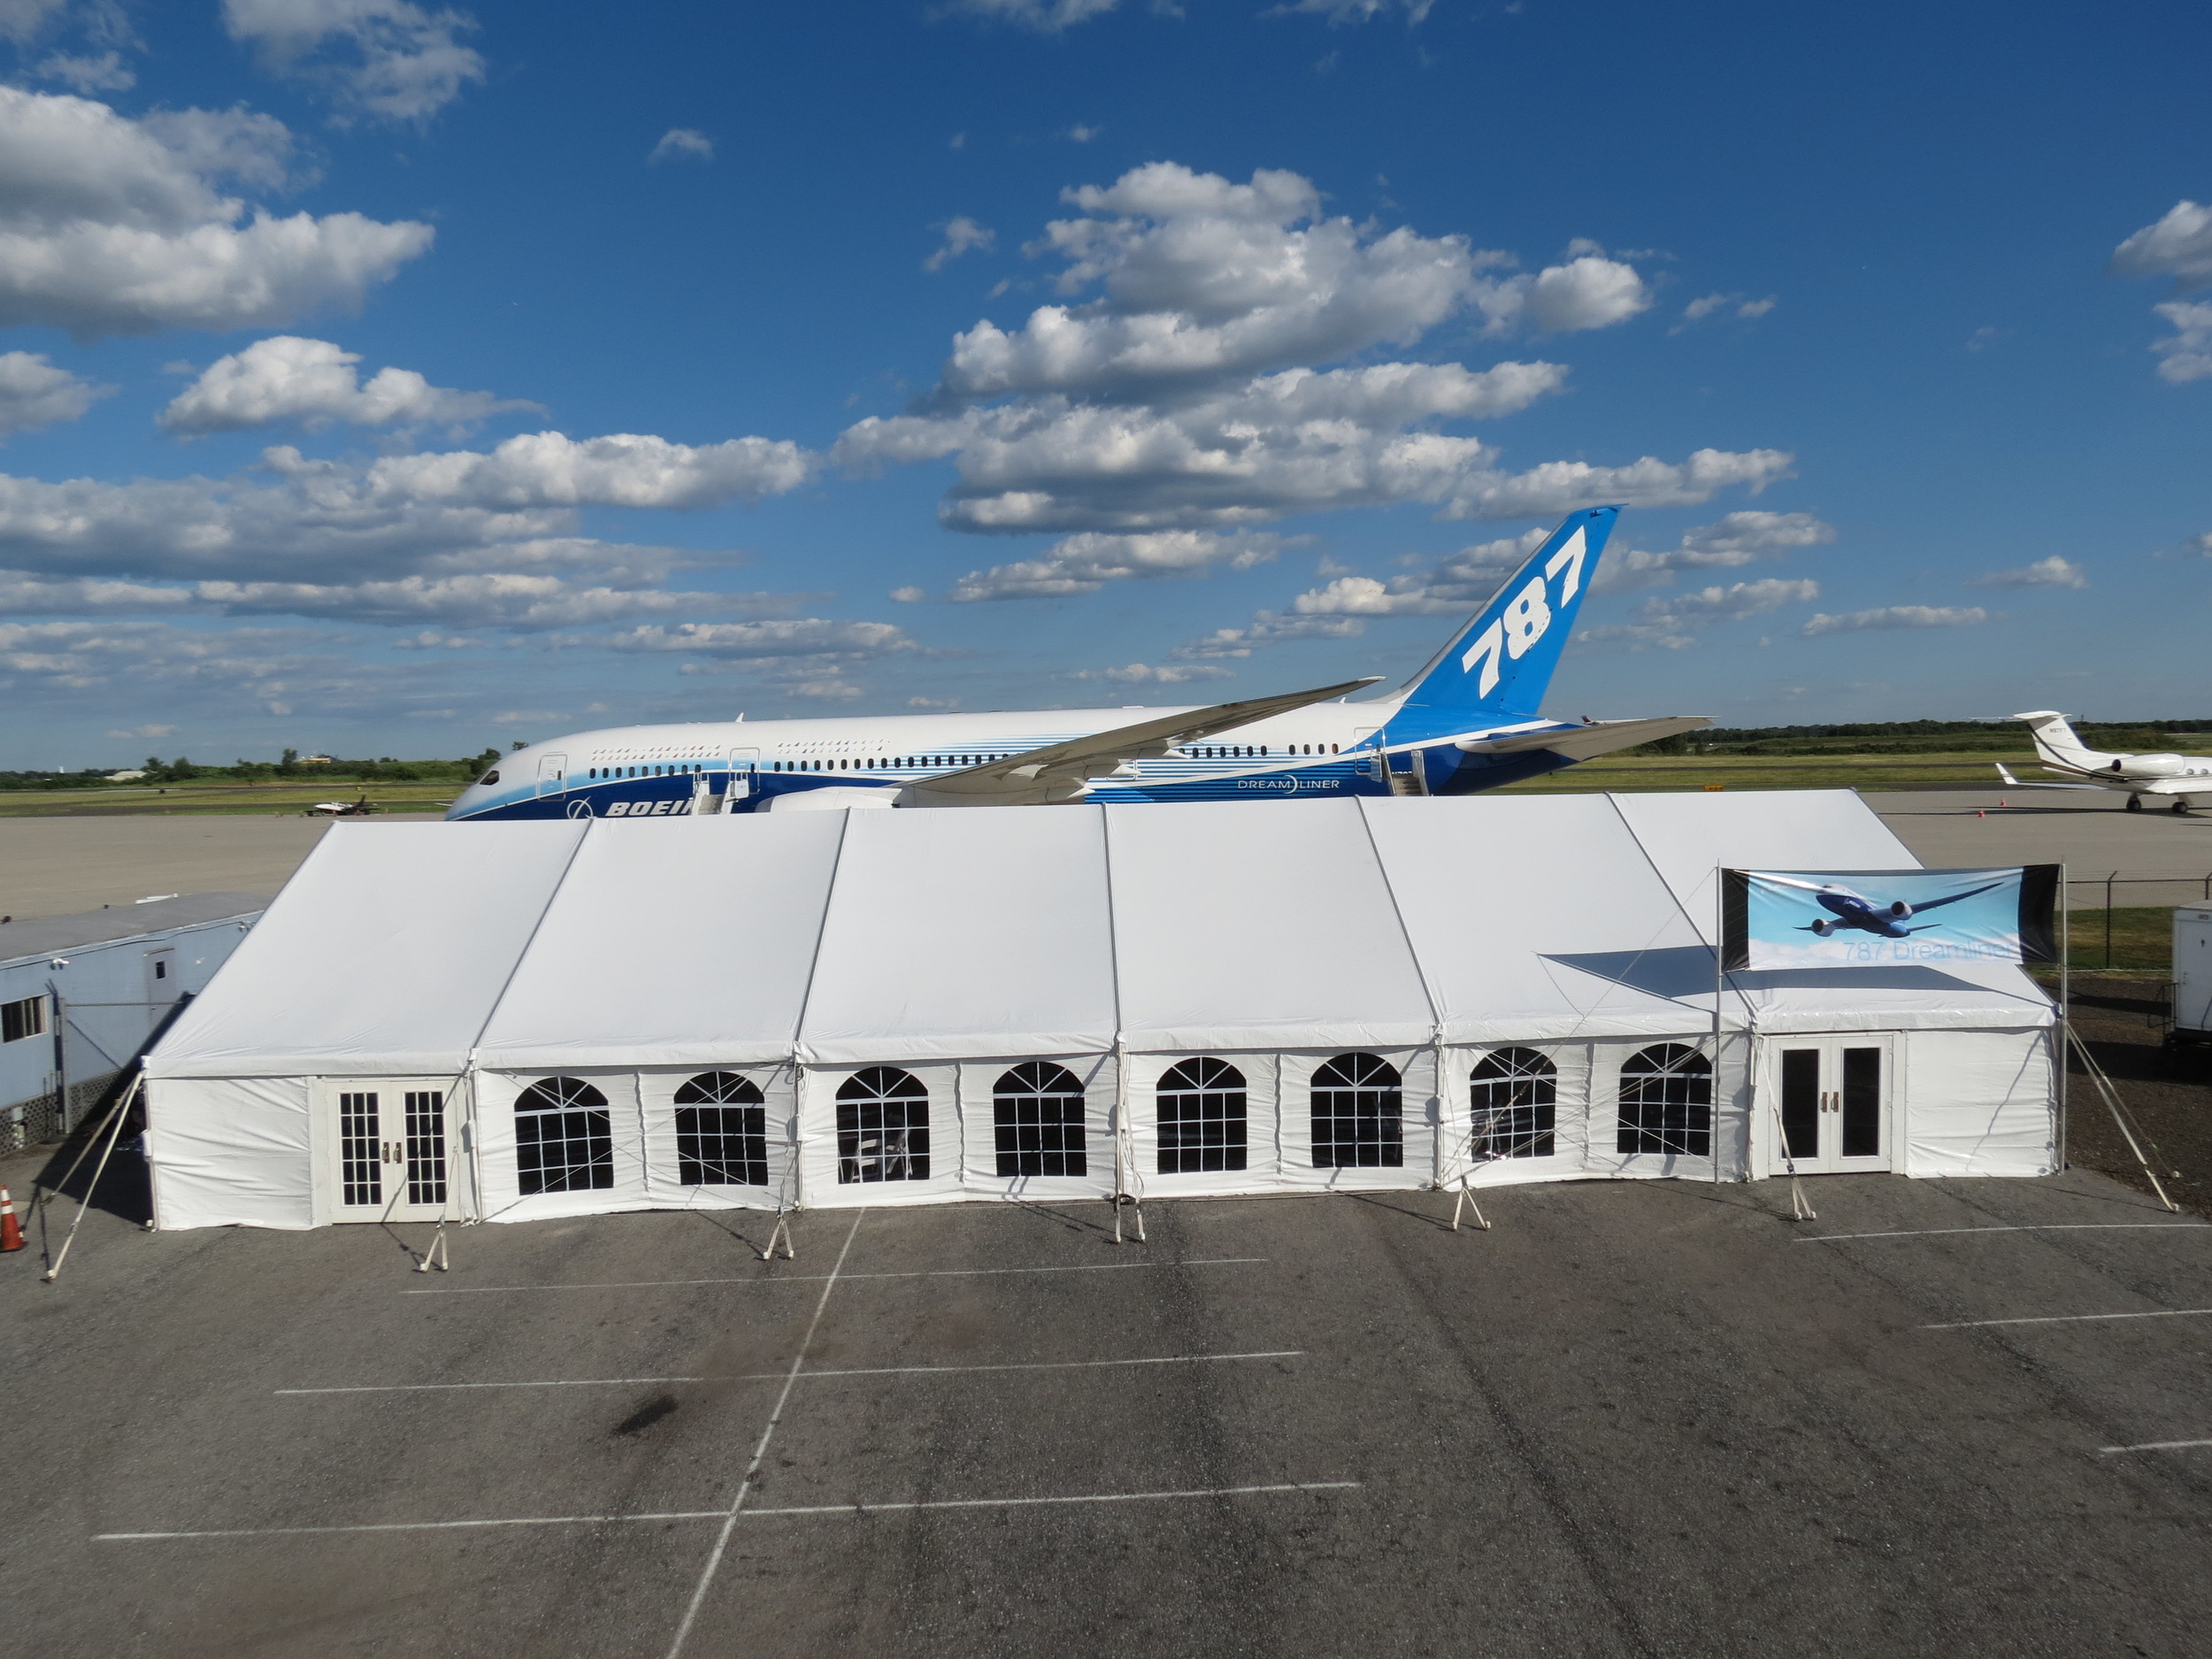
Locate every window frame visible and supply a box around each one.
[1309,1051,1404,1171]
[987,1060,1089,1180]
[1614,1042,1715,1161]
[2,993,48,1044]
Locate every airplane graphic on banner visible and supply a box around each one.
[1722,867,2061,970]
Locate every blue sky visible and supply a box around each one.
[1,0,2208,768]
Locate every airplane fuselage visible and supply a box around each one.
[448,699,1591,821]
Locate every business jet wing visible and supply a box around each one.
[901,676,1384,808]
[1994,763,2101,792]
[1455,715,1712,761]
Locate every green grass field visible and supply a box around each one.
[1491,749,2033,795]
[0,780,458,818]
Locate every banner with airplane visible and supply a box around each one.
[1721,865,2061,971]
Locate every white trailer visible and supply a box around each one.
[2173,907,2212,1046]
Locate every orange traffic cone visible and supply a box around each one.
[0,1186,22,1252]
[1978,810,1985,819]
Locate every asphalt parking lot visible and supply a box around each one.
[6,1167,2212,1658]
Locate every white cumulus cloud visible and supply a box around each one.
[2111,200,2212,286]
[2151,300,2212,383]
[159,335,538,434]
[1596,509,1835,591]
[0,87,432,337]
[605,618,917,659]
[1965,555,2085,589]
[1579,578,1820,650]
[222,0,486,125]
[0,349,109,434]
[925,215,995,273]
[649,128,713,164]
[938,0,1125,31]
[1801,605,1987,636]
[836,160,1768,544]
[949,528,1291,600]
[1067,661,1233,683]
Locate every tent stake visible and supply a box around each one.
[416,1220,450,1273]
[1449,1179,1490,1232]
[44,1071,142,1284]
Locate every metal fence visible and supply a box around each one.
[2062,873,2212,970]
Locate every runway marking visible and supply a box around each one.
[274,1351,1304,1396]
[1924,1307,2212,1330]
[1801,1224,2212,1243]
[2101,1439,2212,1455]
[666,1210,865,1659]
[402,1257,1267,1295]
[93,1481,1361,1542]
[742,1481,1363,1517]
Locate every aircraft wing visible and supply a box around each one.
[1454,715,1712,762]
[900,676,1383,808]
[1901,879,2007,914]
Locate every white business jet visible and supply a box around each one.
[1996,711,2212,813]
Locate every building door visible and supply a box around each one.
[535,752,568,798]
[331,1086,453,1221]
[1770,1038,1891,1173]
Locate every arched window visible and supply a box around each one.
[1471,1048,1556,1160]
[836,1067,930,1183]
[674,1071,767,1187]
[516,1077,612,1194]
[1617,1044,1712,1157]
[1310,1052,1402,1168]
[992,1062,1087,1178]
[1157,1057,1247,1174]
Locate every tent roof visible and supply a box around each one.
[145,791,2052,1080]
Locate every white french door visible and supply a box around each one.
[331,1085,454,1221]
[1770,1037,1892,1173]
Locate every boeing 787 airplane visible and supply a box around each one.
[448,505,1710,821]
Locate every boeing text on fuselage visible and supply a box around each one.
[447,507,1712,822]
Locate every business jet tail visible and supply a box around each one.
[2012,710,2108,772]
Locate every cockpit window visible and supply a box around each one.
[477,770,499,787]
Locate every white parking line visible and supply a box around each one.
[744,1481,1363,1517]
[1924,1307,2212,1330]
[665,1210,865,1659]
[93,1480,1363,1542]
[1801,1224,2212,1243]
[273,1351,1306,1396]
[2101,1439,2212,1455]
[403,1257,1268,1295]
[98,1511,726,1541]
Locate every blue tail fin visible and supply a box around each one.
[1393,506,1618,724]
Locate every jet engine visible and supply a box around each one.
[1809,918,1836,936]
[2118,753,2187,780]
[1888,900,1913,918]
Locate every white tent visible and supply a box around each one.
[142,792,2059,1232]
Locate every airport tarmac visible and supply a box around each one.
[4,788,2210,925]
[6,1164,2211,1658]
[0,814,439,924]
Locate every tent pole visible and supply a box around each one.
[764,1062,800,1262]
[1712,870,1726,1186]
[44,1070,142,1283]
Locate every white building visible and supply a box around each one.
[142,793,2058,1232]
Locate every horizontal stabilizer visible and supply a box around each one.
[1993,763,2101,792]
[902,676,1383,808]
[1454,715,1711,764]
